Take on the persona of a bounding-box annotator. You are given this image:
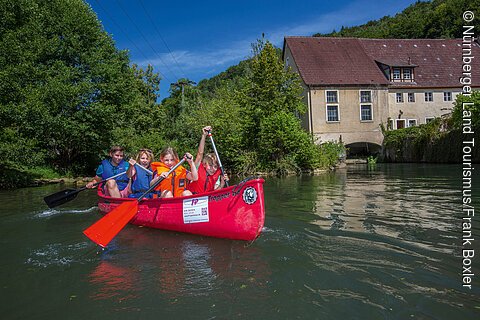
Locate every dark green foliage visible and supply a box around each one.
[197,60,251,98]
[0,165,40,189]
[161,39,344,175]
[0,0,161,181]
[315,0,480,39]
[383,119,445,162]
[450,91,480,130]
[383,124,480,163]
[383,93,480,163]
[0,1,343,187]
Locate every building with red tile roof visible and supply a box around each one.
[283,36,480,154]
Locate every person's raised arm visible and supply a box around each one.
[194,126,211,167]
[127,158,138,179]
[185,153,198,182]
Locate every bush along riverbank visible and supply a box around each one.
[382,92,480,163]
[0,139,345,189]
[1,31,347,190]
[0,164,88,189]
[383,122,480,163]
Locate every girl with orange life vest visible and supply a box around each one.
[187,126,229,194]
[127,149,155,199]
[152,147,197,198]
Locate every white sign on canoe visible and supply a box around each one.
[183,196,209,224]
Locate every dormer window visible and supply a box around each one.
[391,67,414,82]
[403,68,412,80]
[393,68,401,80]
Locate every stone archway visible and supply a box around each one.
[345,142,382,157]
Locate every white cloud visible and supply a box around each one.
[137,39,254,82]
[137,0,413,85]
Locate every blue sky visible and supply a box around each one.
[85,0,418,98]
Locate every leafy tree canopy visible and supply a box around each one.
[160,39,341,175]
[314,0,480,39]
[0,0,161,183]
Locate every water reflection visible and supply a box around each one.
[268,164,467,254]
[89,261,139,301]
[88,228,271,303]
[3,164,480,319]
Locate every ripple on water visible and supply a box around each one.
[33,206,97,218]
[293,227,465,317]
[25,242,93,267]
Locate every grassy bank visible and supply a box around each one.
[0,164,66,189]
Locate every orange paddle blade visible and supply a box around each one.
[83,201,138,247]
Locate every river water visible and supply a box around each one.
[0,164,478,319]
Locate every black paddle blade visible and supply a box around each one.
[43,188,81,208]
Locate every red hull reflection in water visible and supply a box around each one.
[89,261,140,301]
[88,227,270,302]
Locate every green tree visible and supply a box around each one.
[316,0,480,39]
[132,63,161,107]
[235,39,326,172]
[450,91,480,129]
[0,0,162,182]
[158,38,344,175]
[238,39,304,145]
[197,59,251,98]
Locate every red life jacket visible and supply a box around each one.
[187,163,221,194]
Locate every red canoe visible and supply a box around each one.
[96,178,266,241]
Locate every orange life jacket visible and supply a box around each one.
[151,161,187,197]
[187,163,221,194]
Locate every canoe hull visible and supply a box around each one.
[97,178,265,241]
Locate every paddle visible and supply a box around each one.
[136,164,153,175]
[208,131,229,187]
[129,159,153,175]
[83,157,187,248]
[43,171,128,208]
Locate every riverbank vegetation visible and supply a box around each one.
[382,92,480,163]
[0,0,344,188]
[159,40,345,176]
